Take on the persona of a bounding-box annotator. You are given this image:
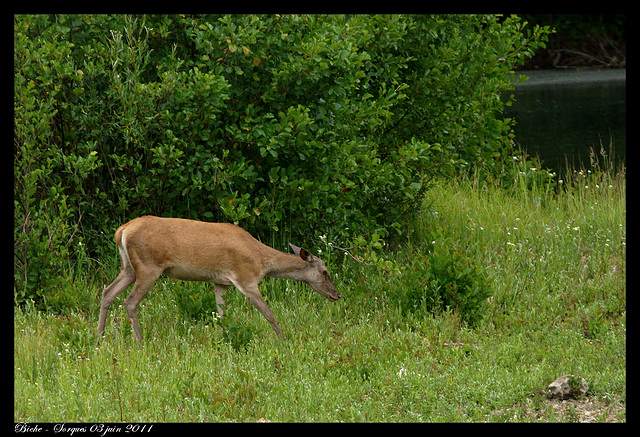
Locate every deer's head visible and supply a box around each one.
[289,243,340,302]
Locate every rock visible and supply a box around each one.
[548,375,588,400]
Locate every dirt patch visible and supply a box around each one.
[488,396,625,422]
[545,397,625,423]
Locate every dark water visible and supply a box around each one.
[503,69,626,175]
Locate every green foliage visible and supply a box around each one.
[218,318,256,352]
[389,235,493,327]
[14,14,549,304]
[174,283,256,351]
[174,283,219,322]
[498,148,558,195]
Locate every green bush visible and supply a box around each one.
[14,14,549,304]
[390,243,493,327]
[174,283,256,351]
[174,283,219,322]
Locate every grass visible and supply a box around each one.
[14,157,625,422]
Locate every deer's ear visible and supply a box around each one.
[289,243,312,262]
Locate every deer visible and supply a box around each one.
[97,215,340,341]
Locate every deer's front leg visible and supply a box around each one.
[236,283,284,339]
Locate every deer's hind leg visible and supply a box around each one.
[98,249,136,338]
[123,265,162,341]
[214,284,230,319]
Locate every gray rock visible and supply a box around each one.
[548,375,588,400]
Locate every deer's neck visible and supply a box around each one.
[264,248,308,282]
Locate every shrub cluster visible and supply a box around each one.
[14,14,548,304]
[390,244,494,327]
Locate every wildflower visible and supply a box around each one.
[573,227,580,231]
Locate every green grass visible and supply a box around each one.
[14,161,625,422]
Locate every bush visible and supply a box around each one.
[390,242,493,327]
[175,283,219,322]
[174,283,255,351]
[14,14,549,304]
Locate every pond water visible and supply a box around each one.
[503,68,626,175]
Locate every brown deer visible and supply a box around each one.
[97,216,340,341]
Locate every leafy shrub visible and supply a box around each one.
[219,318,256,352]
[14,14,549,304]
[390,242,493,327]
[174,283,219,322]
[506,149,558,194]
[51,313,96,356]
[174,284,256,351]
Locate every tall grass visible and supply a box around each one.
[14,153,625,422]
